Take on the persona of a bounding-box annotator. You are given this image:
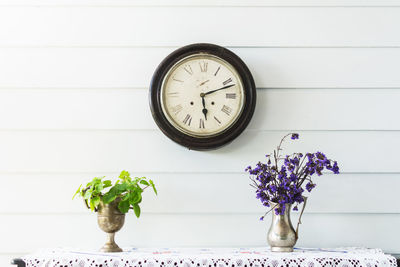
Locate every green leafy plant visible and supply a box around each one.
[73,170,157,217]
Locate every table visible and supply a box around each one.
[13,247,398,267]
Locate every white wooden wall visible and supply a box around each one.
[1,0,400,265]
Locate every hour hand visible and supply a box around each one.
[201,95,208,120]
[202,108,208,120]
[204,84,235,96]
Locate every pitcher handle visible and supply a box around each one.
[295,196,307,240]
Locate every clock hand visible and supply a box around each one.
[204,84,235,96]
[201,95,208,120]
[199,79,210,87]
[199,84,235,120]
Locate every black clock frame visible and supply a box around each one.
[149,43,256,150]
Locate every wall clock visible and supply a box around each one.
[149,43,256,150]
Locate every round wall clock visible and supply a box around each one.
[149,43,256,150]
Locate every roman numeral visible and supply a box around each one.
[183,114,192,126]
[199,61,208,72]
[214,116,221,124]
[223,78,232,86]
[199,118,205,129]
[167,92,179,98]
[226,93,236,99]
[172,77,184,83]
[183,65,193,75]
[214,66,221,76]
[221,105,232,116]
[171,104,183,115]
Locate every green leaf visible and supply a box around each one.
[128,184,138,192]
[122,193,130,201]
[119,170,130,180]
[118,199,130,213]
[137,186,143,193]
[92,196,100,208]
[140,180,149,186]
[132,203,141,218]
[103,180,112,188]
[95,183,104,193]
[102,191,117,204]
[83,189,92,200]
[149,180,158,195]
[92,177,101,184]
[129,190,142,205]
[89,199,95,211]
[113,183,128,193]
[72,184,82,199]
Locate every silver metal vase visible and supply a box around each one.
[97,200,125,253]
[267,199,307,252]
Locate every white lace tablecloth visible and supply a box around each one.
[22,247,397,267]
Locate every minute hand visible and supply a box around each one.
[204,84,235,96]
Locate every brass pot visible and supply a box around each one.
[97,200,125,252]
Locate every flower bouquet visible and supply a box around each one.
[245,133,339,251]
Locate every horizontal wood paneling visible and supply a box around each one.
[0,7,399,47]
[0,131,398,173]
[1,173,399,214]
[2,0,400,7]
[0,88,398,130]
[1,48,400,88]
[0,89,155,130]
[2,213,399,253]
[1,1,399,258]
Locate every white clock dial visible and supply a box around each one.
[160,54,245,137]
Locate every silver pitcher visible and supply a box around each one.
[267,199,307,252]
[97,200,125,253]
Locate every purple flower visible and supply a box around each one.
[269,185,277,193]
[305,182,316,192]
[289,173,297,182]
[284,157,290,166]
[332,161,340,174]
[263,201,270,207]
[291,133,299,140]
[316,151,326,160]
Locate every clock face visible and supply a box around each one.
[160,54,245,137]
